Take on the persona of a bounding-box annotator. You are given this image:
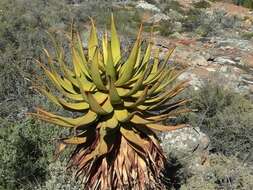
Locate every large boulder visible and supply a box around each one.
[161,127,210,174]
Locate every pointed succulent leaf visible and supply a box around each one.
[123,71,145,97]
[58,98,90,111]
[102,32,108,66]
[114,108,129,122]
[106,42,117,81]
[106,114,119,129]
[126,86,149,108]
[146,123,188,132]
[90,48,107,90]
[35,108,97,127]
[111,14,121,64]
[88,19,99,60]
[101,98,114,113]
[146,108,191,121]
[62,136,87,145]
[72,44,90,78]
[36,60,84,100]
[115,25,142,86]
[86,92,108,115]
[109,77,122,105]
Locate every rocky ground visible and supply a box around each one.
[136,0,253,94]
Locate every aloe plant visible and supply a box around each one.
[31,15,190,189]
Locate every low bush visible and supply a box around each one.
[234,0,253,9]
[242,32,253,39]
[193,0,211,9]
[182,9,241,36]
[181,154,253,190]
[0,118,65,189]
[178,82,253,162]
[158,20,175,36]
[36,161,83,190]
[161,0,185,15]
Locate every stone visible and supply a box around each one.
[243,19,252,29]
[167,9,184,20]
[214,57,236,65]
[200,51,211,60]
[241,54,253,68]
[178,72,203,90]
[161,127,210,153]
[146,13,170,23]
[170,32,183,39]
[190,54,209,66]
[161,127,210,173]
[206,67,216,72]
[234,57,241,62]
[174,21,182,32]
[136,1,160,12]
[220,65,229,73]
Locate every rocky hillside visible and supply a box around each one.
[114,0,253,95]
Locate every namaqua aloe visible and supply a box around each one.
[31,15,190,189]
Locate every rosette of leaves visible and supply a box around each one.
[30,15,190,190]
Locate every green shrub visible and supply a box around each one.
[242,32,253,39]
[0,118,65,189]
[36,161,83,190]
[193,0,211,9]
[161,0,185,15]
[182,8,241,36]
[234,0,253,9]
[181,154,253,190]
[158,20,175,36]
[178,82,253,162]
[0,0,72,121]
[182,8,202,32]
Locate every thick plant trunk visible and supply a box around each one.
[68,134,167,190]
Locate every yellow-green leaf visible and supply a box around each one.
[114,108,129,122]
[88,19,98,60]
[146,123,188,132]
[109,78,122,105]
[115,25,142,86]
[62,136,87,144]
[111,14,121,64]
[102,32,108,66]
[86,92,108,115]
[90,49,107,90]
[106,42,117,81]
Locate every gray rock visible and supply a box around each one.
[234,57,241,62]
[161,127,209,153]
[167,9,184,20]
[205,67,216,72]
[169,32,183,39]
[161,127,210,174]
[178,72,203,90]
[215,38,253,52]
[174,21,182,32]
[190,55,209,66]
[220,65,229,73]
[214,57,236,65]
[146,13,170,23]
[136,1,160,12]
[200,51,211,60]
